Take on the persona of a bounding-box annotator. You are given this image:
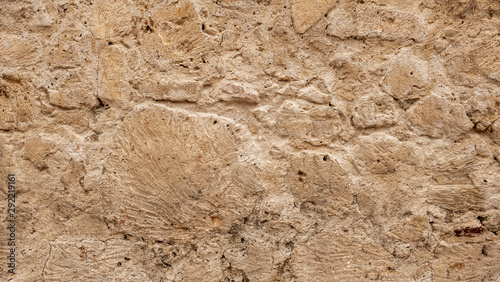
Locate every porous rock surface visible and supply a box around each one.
[1,0,500,281]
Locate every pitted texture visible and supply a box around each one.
[1,0,500,281]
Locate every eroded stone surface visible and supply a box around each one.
[1,0,500,280]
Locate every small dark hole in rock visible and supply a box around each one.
[482,245,488,256]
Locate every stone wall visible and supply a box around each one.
[1,0,499,280]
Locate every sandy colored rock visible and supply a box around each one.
[0,77,40,131]
[352,93,399,129]
[382,48,429,105]
[291,0,336,34]
[408,94,474,139]
[276,99,348,146]
[1,0,500,281]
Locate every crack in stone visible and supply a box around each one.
[41,243,52,282]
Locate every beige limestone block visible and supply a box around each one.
[276,99,347,146]
[91,0,135,40]
[140,0,212,65]
[0,34,42,67]
[1,0,500,280]
[102,104,261,238]
[214,81,261,103]
[285,151,352,217]
[352,93,399,129]
[382,48,429,104]
[356,6,427,41]
[23,137,53,170]
[353,133,416,175]
[291,230,406,281]
[291,0,336,34]
[0,77,40,131]
[407,94,474,139]
[98,46,130,106]
[326,8,356,39]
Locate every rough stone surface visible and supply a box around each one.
[1,0,500,281]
